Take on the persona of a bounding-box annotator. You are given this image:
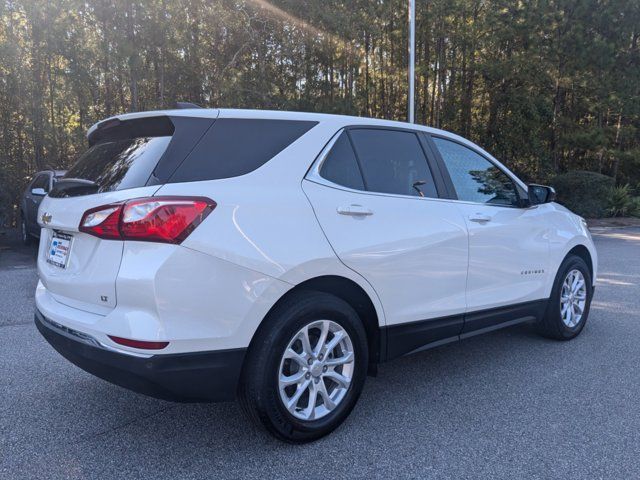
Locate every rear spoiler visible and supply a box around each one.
[88,116,175,146]
[86,108,218,143]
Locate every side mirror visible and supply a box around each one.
[528,184,556,205]
[31,187,47,196]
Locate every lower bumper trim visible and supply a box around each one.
[35,309,246,403]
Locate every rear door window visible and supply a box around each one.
[169,119,318,183]
[348,129,437,198]
[319,132,365,190]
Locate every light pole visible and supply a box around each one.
[408,0,415,123]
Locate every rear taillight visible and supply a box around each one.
[79,196,215,244]
[79,204,122,239]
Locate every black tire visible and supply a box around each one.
[239,291,368,443]
[538,254,593,340]
[21,217,34,246]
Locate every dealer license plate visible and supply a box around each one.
[46,232,72,269]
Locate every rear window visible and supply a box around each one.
[51,137,171,197]
[51,116,175,198]
[168,118,318,183]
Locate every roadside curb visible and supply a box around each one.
[589,225,640,233]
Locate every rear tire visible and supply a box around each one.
[239,291,368,443]
[538,254,593,340]
[21,217,34,246]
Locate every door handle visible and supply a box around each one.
[337,204,373,217]
[469,213,492,223]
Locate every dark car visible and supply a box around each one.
[20,170,66,245]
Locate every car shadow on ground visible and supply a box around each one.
[40,320,565,448]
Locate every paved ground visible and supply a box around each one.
[1,228,639,479]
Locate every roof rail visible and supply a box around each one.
[174,101,203,109]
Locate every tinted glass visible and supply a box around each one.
[170,119,317,183]
[32,174,49,192]
[319,132,365,190]
[60,136,171,194]
[433,137,519,207]
[348,129,437,198]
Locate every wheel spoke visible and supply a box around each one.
[302,383,319,420]
[280,370,305,387]
[317,380,336,410]
[565,274,573,289]
[324,370,350,388]
[323,331,345,356]
[571,273,581,290]
[283,347,306,367]
[314,320,330,356]
[299,326,313,356]
[325,351,354,367]
[287,379,311,411]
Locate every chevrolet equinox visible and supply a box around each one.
[34,109,597,443]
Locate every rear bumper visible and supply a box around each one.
[35,309,246,403]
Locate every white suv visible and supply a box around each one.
[35,109,597,442]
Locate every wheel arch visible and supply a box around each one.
[566,244,594,281]
[247,275,384,374]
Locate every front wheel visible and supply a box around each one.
[538,254,593,340]
[239,291,368,443]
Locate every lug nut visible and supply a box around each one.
[319,354,324,360]
[305,372,311,379]
[314,378,320,384]
[323,365,328,373]
[307,358,313,365]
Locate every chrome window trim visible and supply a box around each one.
[306,127,534,209]
[307,128,442,202]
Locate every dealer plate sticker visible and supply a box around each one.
[46,232,72,269]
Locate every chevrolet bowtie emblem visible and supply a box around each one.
[41,212,52,225]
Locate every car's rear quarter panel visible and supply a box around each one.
[153,118,387,337]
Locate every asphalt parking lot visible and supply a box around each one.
[1,228,639,479]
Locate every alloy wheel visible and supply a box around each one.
[278,320,355,421]
[560,269,587,328]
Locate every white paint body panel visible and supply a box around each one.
[454,201,551,311]
[37,108,597,358]
[36,186,160,314]
[302,180,468,325]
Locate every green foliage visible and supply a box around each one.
[551,171,615,218]
[606,185,640,218]
[631,198,640,218]
[1,0,639,225]
[607,185,632,217]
